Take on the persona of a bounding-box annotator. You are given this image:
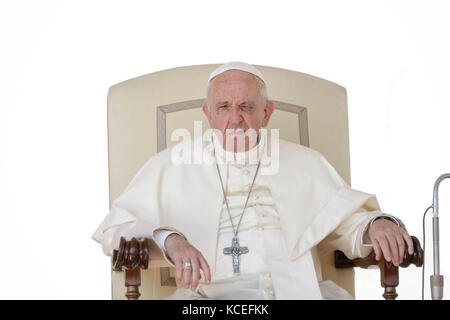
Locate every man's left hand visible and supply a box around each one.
[368,219,414,266]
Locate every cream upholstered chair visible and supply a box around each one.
[106,64,421,300]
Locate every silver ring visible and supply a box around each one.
[182,261,192,269]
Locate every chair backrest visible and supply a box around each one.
[108,64,354,299]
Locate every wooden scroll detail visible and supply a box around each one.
[334,236,423,300]
[112,237,150,300]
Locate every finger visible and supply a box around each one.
[199,256,211,284]
[183,259,192,289]
[395,234,405,264]
[386,234,400,265]
[403,232,414,255]
[377,236,392,262]
[190,257,201,290]
[372,238,382,261]
[174,257,183,285]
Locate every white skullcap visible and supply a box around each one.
[207,61,265,84]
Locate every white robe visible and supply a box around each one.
[92,132,383,299]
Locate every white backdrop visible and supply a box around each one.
[1,0,449,299]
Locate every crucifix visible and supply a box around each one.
[223,237,249,274]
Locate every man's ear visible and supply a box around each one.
[261,100,275,127]
[202,103,209,118]
[202,103,212,126]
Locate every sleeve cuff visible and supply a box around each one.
[369,214,405,229]
[153,229,183,251]
[152,226,187,267]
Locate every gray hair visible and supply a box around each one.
[206,73,268,110]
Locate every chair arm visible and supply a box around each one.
[112,237,170,300]
[334,235,423,299]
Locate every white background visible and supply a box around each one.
[1,0,449,299]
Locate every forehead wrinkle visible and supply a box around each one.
[210,70,259,90]
[211,81,259,101]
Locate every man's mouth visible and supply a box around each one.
[225,128,246,136]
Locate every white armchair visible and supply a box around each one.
[104,64,422,299]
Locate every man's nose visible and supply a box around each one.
[228,106,243,123]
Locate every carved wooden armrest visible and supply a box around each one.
[112,237,151,300]
[334,235,423,299]
[112,236,176,300]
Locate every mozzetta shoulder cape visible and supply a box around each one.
[93,135,381,276]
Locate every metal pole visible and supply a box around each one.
[430,173,450,300]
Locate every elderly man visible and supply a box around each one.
[92,62,413,299]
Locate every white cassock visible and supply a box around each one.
[92,131,391,299]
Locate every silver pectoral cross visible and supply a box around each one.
[223,236,249,274]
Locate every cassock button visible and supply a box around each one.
[243,169,250,175]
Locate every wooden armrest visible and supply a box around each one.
[112,237,171,300]
[334,235,423,299]
[112,237,171,271]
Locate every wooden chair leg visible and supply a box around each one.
[125,267,141,300]
[380,260,398,300]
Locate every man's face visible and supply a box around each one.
[202,70,274,152]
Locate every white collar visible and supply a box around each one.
[209,130,266,166]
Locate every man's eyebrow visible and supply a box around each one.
[214,100,255,107]
[215,101,229,107]
[239,101,255,106]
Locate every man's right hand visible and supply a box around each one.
[164,234,211,290]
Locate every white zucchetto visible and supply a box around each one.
[208,61,266,84]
